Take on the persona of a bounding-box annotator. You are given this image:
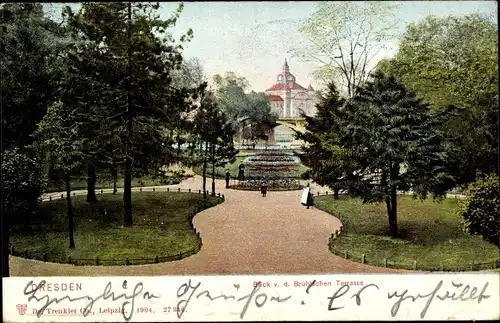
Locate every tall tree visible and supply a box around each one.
[192,92,218,198]
[345,71,451,237]
[296,82,348,199]
[170,57,207,163]
[34,101,86,248]
[1,3,64,277]
[54,31,108,202]
[384,14,498,185]
[293,1,399,97]
[1,148,46,277]
[310,71,451,238]
[64,2,194,226]
[209,110,238,195]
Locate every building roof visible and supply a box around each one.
[267,94,284,101]
[266,82,308,91]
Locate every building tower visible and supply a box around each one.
[283,59,292,117]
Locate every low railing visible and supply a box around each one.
[9,245,201,266]
[42,186,225,203]
[328,242,500,271]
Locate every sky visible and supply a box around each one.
[46,1,497,92]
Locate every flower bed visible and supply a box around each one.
[232,177,302,191]
[244,155,299,164]
[242,151,300,178]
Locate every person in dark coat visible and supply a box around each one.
[238,164,245,181]
[261,182,268,197]
[306,190,314,209]
[225,171,231,188]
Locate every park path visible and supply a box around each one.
[10,176,405,276]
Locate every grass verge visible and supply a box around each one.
[10,192,222,265]
[315,195,499,271]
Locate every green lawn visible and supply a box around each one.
[315,195,499,271]
[10,192,222,265]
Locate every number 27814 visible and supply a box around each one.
[163,306,185,313]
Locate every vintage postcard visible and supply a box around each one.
[2,1,499,322]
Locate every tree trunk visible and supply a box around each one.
[2,216,10,277]
[123,157,133,227]
[112,166,118,195]
[202,141,208,199]
[66,176,75,249]
[123,1,133,228]
[388,186,398,238]
[333,188,339,200]
[388,164,399,238]
[177,133,181,157]
[385,195,392,233]
[211,142,216,196]
[86,163,98,202]
[381,168,395,237]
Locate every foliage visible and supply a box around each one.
[0,4,64,149]
[293,1,399,96]
[459,175,499,247]
[191,91,238,196]
[33,100,85,248]
[389,14,498,111]
[343,71,451,237]
[61,2,197,225]
[385,13,499,185]
[302,72,451,237]
[169,57,208,164]
[245,91,278,141]
[1,147,46,225]
[33,101,86,179]
[171,57,206,90]
[211,72,278,139]
[295,82,348,198]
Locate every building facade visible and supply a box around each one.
[265,59,317,119]
[264,59,318,149]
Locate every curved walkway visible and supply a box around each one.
[10,176,404,276]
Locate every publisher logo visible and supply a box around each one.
[16,304,27,315]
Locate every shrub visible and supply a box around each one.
[1,147,46,225]
[459,174,499,247]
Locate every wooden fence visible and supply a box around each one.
[9,244,201,266]
[43,186,225,202]
[328,238,499,272]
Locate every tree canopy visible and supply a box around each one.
[294,1,399,97]
[380,13,499,185]
[211,72,277,140]
[301,72,451,237]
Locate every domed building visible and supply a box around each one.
[265,59,317,119]
[264,59,318,148]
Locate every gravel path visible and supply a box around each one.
[10,176,404,276]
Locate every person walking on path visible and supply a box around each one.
[261,182,268,197]
[306,189,314,209]
[301,183,314,209]
[225,171,231,188]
